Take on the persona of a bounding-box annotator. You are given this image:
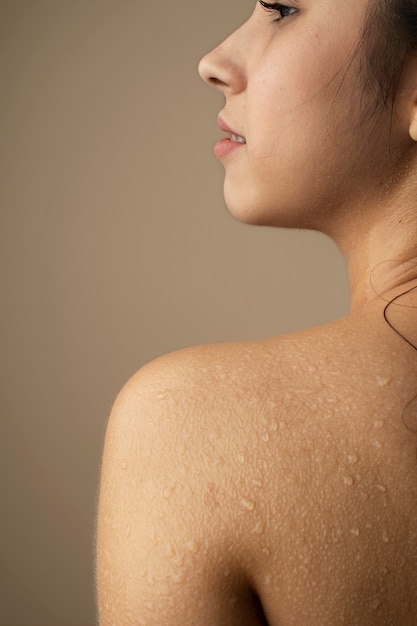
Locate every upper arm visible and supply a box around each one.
[95,355,267,626]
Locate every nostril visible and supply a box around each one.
[209,77,227,87]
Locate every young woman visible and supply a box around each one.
[96,0,417,623]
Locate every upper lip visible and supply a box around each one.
[217,115,245,140]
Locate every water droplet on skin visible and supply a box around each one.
[264,575,272,585]
[139,568,147,578]
[347,453,359,465]
[237,452,245,465]
[241,497,256,511]
[343,475,354,486]
[262,546,271,557]
[163,485,175,499]
[382,530,389,544]
[376,376,391,387]
[250,479,263,488]
[374,419,385,430]
[262,432,270,443]
[165,543,175,557]
[172,570,186,584]
[269,420,278,432]
[371,598,381,610]
[350,527,360,537]
[251,520,265,535]
[374,440,383,449]
[121,461,128,470]
[376,483,387,493]
[147,574,155,587]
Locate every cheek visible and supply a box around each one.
[246,84,329,177]
[247,44,336,160]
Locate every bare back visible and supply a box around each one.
[97,298,417,625]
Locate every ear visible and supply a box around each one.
[410,109,417,142]
[402,56,417,141]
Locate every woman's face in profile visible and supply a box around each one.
[199,0,408,231]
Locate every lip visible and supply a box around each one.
[217,115,246,139]
[214,115,246,159]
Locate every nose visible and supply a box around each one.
[198,31,246,96]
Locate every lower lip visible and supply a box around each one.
[214,138,246,159]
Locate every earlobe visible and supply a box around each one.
[404,63,417,141]
[409,90,417,140]
[396,54,417,141]
[410,112,417,142]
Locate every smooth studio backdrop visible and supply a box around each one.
[0,2,349,624]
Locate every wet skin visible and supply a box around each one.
[97,295,417,624]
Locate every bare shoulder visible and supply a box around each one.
[96,340,279,625]
[96,314,417,625]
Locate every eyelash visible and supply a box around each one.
[258,1,298,22]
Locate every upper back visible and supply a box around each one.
[228,310,417,624]
[97,301,417,625]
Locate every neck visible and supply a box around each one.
[329,196,417,313]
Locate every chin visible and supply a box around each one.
[226,203,266,226]
[224,189,311,229]
[224,185,273,226]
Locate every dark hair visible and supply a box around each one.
[364,2,417,439]
[363,0,417,111]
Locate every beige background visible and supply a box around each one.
[0,1,349,624]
